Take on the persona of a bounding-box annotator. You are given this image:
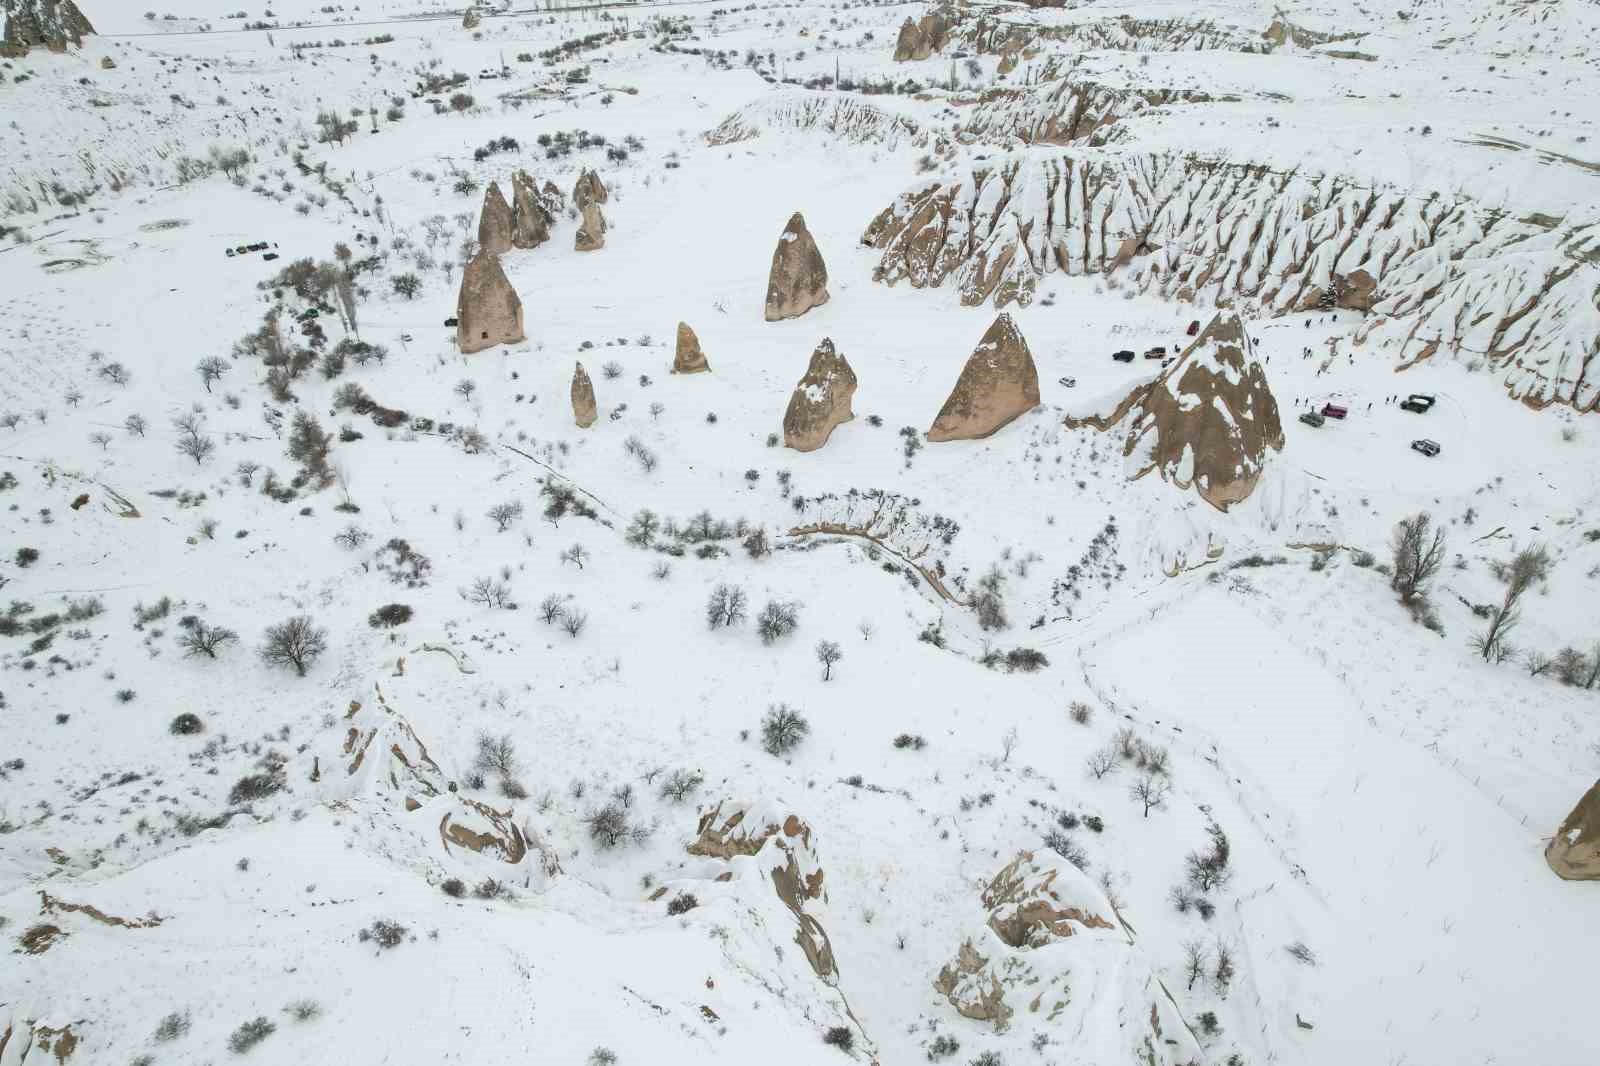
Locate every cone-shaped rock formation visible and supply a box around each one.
[783,338,857,452]
[673,322,710,374]
[764,212,829,321]
[456,253,524,354]
[477,181,514,256]
[575,202,606,251]
[1547,779,1600,881]
[927,313,1040,442]
[572,362,597,428]
[510,170,551,249]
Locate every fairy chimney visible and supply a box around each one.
[765,212,829,321]
[573,168,608,211]
[477,181,514,256]
[1547,779,1600,881]
[894,17,930,61]
[575,202,607,251]
[927,313,1040,442]
[783,338,857,452]
[510,170,551,250]
[673,322,710,374]
[572,362,597,428]
[456,253,524,354]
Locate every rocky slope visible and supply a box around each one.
[959,78,1215,148]
[863,149,1600,412]
[1,0,93,56]
[705,89,926,150]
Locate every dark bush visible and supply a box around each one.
[441,878,466,898]
[823,1026,854,1052]
[666,892,698,916]
[359,919,408,949]
[228,773,282,805]
[169,712,204,735]
[227,1017,276,1053]
[368,603,413,628]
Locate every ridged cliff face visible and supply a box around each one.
[862,150,1600,413]
[706,90,926,150]
[1,0,94,55]
[959,79,1213,147]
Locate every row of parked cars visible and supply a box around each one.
[1299,395,1441,455]
[225,241,278,260]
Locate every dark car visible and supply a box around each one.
[1299,411,1325,428]
[1186,320,1200,336]
[1411,439,1441,457]
[444,316,460,327]
[1113,349,1135,363]
[1400,394,1437,414]
[1321,403,1349,419]
[262,252,279,261]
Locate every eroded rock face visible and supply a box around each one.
[338,694,448,804]
[1547,779,1600,880]
[894,17,930,61]
[783,338,857,452]
[765,212,829,321]
[982,850,1116,948]
[927,313,1039,442]
[461,6,480,29]
[478,181,514,256]
[510,170,551,249]
[573,168,608,211]
[1068,312,1282,512]
[575,203,607,251]
[1,0,94,56]
[673,321,710,374]
[439,797,528,865]
[572,362,597,427]
[935,939,1012,1028]
[456,253,525,354]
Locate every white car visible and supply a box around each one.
[1057,376,1076,388]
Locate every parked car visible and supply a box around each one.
[1057,376,1076,388]
[399,332,413,343]
[1411,439,1441,457]
[1186,320,1201,336]
[1144,346,1167,359]
[1299,411,1326,428]
[444,316,460,327]
[1321,403,1349,419]
[1113,349,1135,363]
[262,252,279,261]
[225,248,235,257]
[1400,394,1437,413]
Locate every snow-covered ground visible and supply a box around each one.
[2,1,1598,1064]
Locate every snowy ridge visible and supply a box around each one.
[863,149,1600,412]
[705,89,926,150]
[960,78,1215,147]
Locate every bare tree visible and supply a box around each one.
[179,621,240,659]
[259,615,327,676]
[454,378,477,402]
[761,704,810,756]
[1523,650,1553,677]
[1000,724,1019,763]
[197,356,230,393]
[1182,940,1209,991]
[89,431,112,450]
[1085,746,1119,780]
[1390,512,1446,604]
[705,584,748,629]
[659,768,703,802]
[1130,772,1171,818]
[1474,544,1550,662]
[815,639,843,681]
[473,732,519,778]
[560,543,589,569]
[175,432,217,465]
[465,576,515,609]
[560,609,588,637]
[486,501,524,532]
[757,600,801,645]
[585,802,631,847]
[99,361,131,386]
[537,593,566,624]
[125,413,147,437]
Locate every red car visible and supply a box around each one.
[1321,403,1349,420]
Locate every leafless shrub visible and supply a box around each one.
[465,576,515,609]
[259,615,327,676]
[705,583,747,629]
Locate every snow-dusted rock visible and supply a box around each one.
[672,321,710,374]
[571,361,597,427]
[765,212,829,321]
[510,170,552,250]
[783,337,857,452]
[706,89,925,150]
[927,313,1040,442]
[456,252,524,354]
[1546,778,1600,880]
[1070,312,1283,512]
[477,181,514,257]
[575,202,606,252]
[1,0,93,56]
[572,168,608,211]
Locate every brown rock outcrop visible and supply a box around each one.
[783,338,857,452]
[1068,312,1282,511]
[2,0,94,56]
[1546,779,1600,880]
[575,203,606,251]
[510,170,551,249]
[982,850,1116,948]
[461,6,480,29]
[456,253,524,353]
[572,362,597,427]
[673,321,710,374]
[894,17,930,61]
[927,313,1039,442]
[439,797,528,864]
[477,181,514,256]
[935,939,1012,1028]
[573,168,608,211]
[765,212,829,321]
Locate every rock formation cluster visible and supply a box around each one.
[783,338,857,452]
[927,313,1040,442]
[765,212,830,321]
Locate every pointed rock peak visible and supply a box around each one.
[510,170,551,250]
[765,213,829,322]
[573,168,608,210]
[456,253,524,354]
[784,337,858,452]
[572,362,597,428]
[673,322,710,374]
[927,314,1040,442]
[575,202,607,252]
[478,181,513,256]
[1547,778,1600,881]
